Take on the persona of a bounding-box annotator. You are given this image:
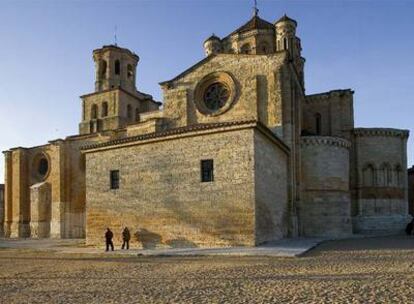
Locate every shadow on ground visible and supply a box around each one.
[305,235,414,256]
[134,229,198,249]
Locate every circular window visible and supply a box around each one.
[32,153,51,182]
[38,158,49,177]
[203,82,230,111]
[194,71,237,116]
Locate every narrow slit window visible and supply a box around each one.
[100,60,107,78]
[315,113,322,135]
[127,64,134,79]
[201,159,214,182]
[110,170,120,189]
[115,60,121,75]
[127,104,132,120]
[101,102,108,117]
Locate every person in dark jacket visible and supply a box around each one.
[105,228,114,251]
[121,227,131,250]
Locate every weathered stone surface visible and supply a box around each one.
[85,127,257,247]
[351,129,410,233]
[300,136,352,237]
[30,182,51,238]
[254,130,289,244]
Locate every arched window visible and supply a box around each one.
[283,37,288,50]
[383,163,392,186]
[127,104,132,120]
[127,64,134,79]
[240,43,251,54]
[135,108,140,122]
[395,164,403,186]
[91,104,98,119]
[101,102,108,117]
[315,113,322,135]
[362,164,375,187]
[378,164,386,186]
[115,60,121,75]
[100,60,107,78]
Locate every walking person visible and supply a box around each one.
[121,227,131,250]
[105,227,114,251]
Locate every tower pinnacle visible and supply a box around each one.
[114,25,118,46]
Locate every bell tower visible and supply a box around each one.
[79,45,160,135]
[93,45,139,94]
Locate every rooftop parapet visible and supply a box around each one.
[353,128,409,139]
[305,89,354,103]
[301,136,351,149]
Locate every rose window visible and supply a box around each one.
[203,82,230,111]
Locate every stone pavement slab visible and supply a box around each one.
[0,237,324,257]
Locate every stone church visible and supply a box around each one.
[2,12,411,247]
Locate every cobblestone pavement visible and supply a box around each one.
[1,236,414,303]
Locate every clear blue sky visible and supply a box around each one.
[0,0,413,183]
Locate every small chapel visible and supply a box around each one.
[2,11,411,247]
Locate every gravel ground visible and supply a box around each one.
[1,236,414,303]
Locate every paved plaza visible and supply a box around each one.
[0,236,414,303]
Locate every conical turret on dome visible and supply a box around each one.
[204,34,220,43]
[203,33,222,56]
[275,14,297,25]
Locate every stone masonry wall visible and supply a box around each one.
[254,130,289,244]
[3,133,102,239]
[352,129,411,234]
[300,136,352,237]
[85,128,256,248]
[161,53,287,131]
[303,90,354,139]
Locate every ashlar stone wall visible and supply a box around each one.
[161,53,288,132]
[84,124,290,247]
[303,90,354,139]
[352,129,411,234]
[3,133,104,239]
[85,127,257,247]
[254,129,289,243]
[300,136,352,237]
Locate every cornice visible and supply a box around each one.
[353,128,409,139]
[301,136,351,149]
[305,89,354,103]
[81,120,257,151]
